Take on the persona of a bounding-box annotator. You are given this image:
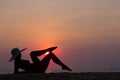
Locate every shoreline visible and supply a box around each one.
[0,72,120,80]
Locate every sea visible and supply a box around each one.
[1,69,120,74]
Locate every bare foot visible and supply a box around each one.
[62,65,72,71]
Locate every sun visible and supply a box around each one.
[45,51,50,55]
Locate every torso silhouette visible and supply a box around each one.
[14,53,34,73]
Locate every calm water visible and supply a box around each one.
[1,69,120,74]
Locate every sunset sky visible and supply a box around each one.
[0,0,120,73]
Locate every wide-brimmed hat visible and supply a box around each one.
[9,48,25,62]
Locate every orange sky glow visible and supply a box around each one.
[0,0,120,73]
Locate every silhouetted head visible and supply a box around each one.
[9,48,22,62]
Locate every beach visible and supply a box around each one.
[0,72,120,80]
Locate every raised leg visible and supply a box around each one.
[30,50,72,73]
[49,52,72,71]
[30,47,56,64]
[30,50,53,73]
[30,50,47,64]
[39,54,52,72]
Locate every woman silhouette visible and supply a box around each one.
[9,47,72,73]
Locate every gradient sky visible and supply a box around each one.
[0,0,120,73]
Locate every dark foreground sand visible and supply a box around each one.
[0,72,120,80]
